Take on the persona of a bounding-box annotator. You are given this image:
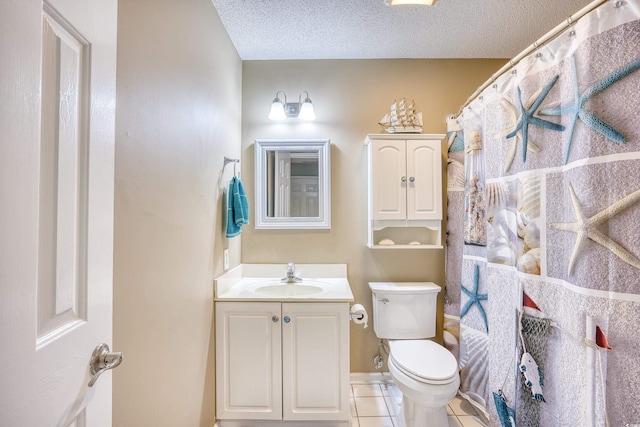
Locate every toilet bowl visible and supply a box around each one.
[368,282,461,427]
[387,340,460,427]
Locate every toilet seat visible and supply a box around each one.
[389,340,458,385]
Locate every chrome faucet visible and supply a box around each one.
[282,262,302,283]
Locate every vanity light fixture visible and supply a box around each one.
[268,91,316,121]
[385,0,437,5]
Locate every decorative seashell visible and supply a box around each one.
[488,236,516,265]
[517,248,541,275]
[517,210,530,239]
[523,219,541,250]
[447,158,465,189]
[491,210,517,240]
[518,174,541,220]
[378,238,395,246]
[408,240,421,245]
[487,181,509,212]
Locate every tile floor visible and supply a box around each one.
[350,380,488,427]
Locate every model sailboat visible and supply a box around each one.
[379,98,423,133]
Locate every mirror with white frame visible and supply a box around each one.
[254,139,331,229]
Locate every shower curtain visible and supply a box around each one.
[446,1,640,426]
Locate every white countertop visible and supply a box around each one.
[214,264,354,302]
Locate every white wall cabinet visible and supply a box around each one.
[365,134,444,249]
[215,301,350,426]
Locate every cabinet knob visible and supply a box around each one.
[409,176,415,183]
[284,316,291,323]
[272,316,279,322]
[401,176,407,183]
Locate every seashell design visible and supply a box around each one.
[491,210,518,240]
[447,158,466,189]
[523,219,541,250]
[487,181,509,212]
[518,174,541,220]
[488,236,516,265]
[517,248,541,275]
[516,210,530,239]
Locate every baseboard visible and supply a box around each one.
[349,371,393,384]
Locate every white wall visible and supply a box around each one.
[113,0,242,425]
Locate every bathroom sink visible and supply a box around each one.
[253,284,324,296]
[214,266,354,301]
[245,280,331,297]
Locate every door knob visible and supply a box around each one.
[284,316,291,323]
[409,176,415,183]
[89,343,123,387]
[400,176,407,183]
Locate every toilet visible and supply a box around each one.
[369,282,460,427]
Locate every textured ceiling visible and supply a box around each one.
[211,0,594,60]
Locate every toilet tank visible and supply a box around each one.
[368,282,441,339]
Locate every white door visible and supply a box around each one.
[275,151,291,217]
[371,140,407,220]
[215,302,282,420]
[0,0,118,425]
[282,303,350,421]
[290,177,319,217]
[406,139,442,220]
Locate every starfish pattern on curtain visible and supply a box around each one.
[550,183,640,275]
[495,88,543,173]
[506,75,565,162]
[540,56,640,164]
[461,264,489,332]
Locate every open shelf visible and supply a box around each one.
[368,221,442,249]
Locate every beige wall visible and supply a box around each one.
[241,59,505,372]
[113,0,241,425]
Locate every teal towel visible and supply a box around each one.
[226,176,249,238]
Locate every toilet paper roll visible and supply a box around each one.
[350,304,368,328]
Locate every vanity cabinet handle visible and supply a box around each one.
[272,316,279,322]
[409,176,415,183]
[401,176,407,183]
[284,316,291,323]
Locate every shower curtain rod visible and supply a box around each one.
[452,0,610,119]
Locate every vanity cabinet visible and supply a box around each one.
[365,134,444,249]
[215,301,350,425]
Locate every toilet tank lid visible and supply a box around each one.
[368,282,440,294]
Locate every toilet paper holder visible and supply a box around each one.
[349,304,368,328]
[350,312,365,321]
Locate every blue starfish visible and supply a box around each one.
[461,264,488,332]
[540,56,640,164]
[506,75,565,162]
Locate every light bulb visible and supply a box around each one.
[298,98,316,121]
[268,99,286,121]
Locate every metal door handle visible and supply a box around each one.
[409,176,415,183]
[89,343,123,387]
[401,176,407,183]
[284,316,291,323]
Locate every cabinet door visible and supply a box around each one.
[282,303,350,421]
[371,140,407,220]
[215,302,282,420]
[406,139,442,220]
